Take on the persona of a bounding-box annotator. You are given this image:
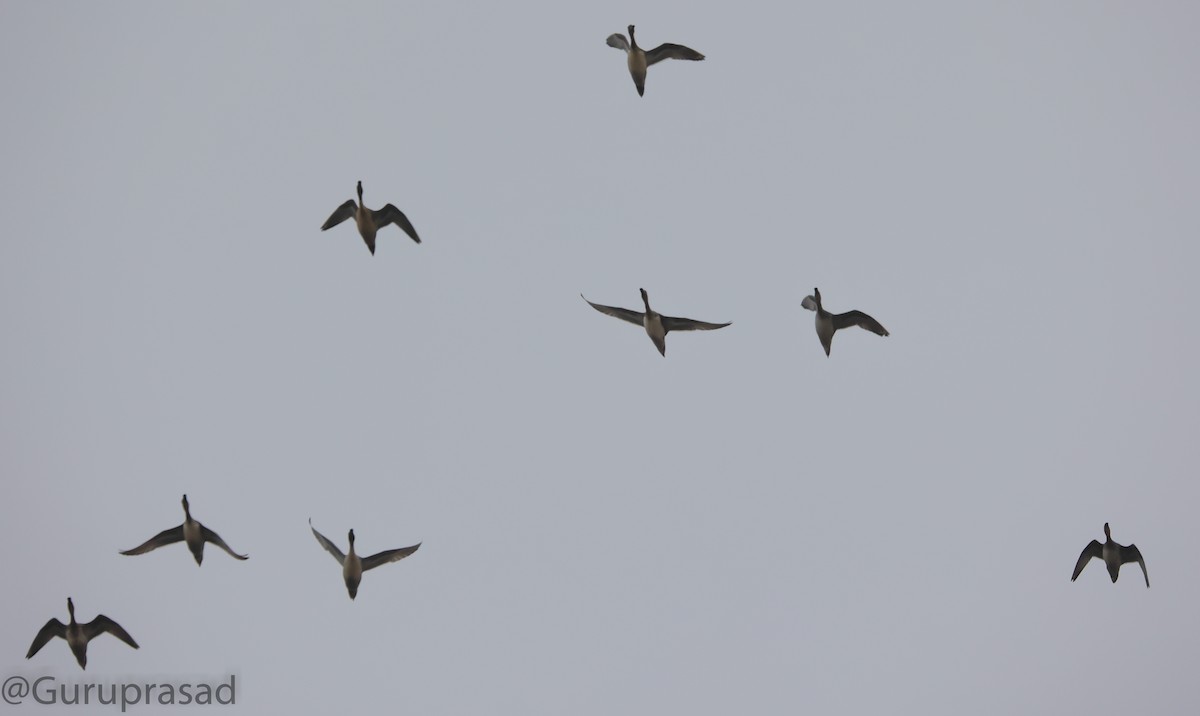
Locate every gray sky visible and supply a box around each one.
[2,2,1198,713]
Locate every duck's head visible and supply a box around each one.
[348,529,356,546]
[181,494,191,516]
[356,181,364,201]
[639,288,650,308]
[810,288,823,309]
[66,597,75,620]
[1103,523,1111,539]
[628,24,636,37]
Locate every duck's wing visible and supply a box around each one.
[25,618,67,659]
[1071,540,1104,581]
[582,295,645,326]
[321,200,357,231]
[833,310,889,336]
[361,543,422,572]
[83,616,139,649]
[372,205,421,244]
[606,33,630,51]
[801,295,818,312]
[200,524,248,561]
[661,315,731,332]
[1122,544,1150,588]
[119,525,185,556]
[309,519,346,564]
[645,43,705,65]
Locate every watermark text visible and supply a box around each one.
[3,674,235,711]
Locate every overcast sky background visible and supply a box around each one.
[2,2,1198,714]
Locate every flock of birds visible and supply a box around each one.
[27,494,420,669]
[22,24,1150,673]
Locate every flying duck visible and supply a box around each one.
[582,288,730,357]
[321,180,421,255]
[1071,523,1149,587]
[310,519,421,600]
[800,287,889,356]
[606,25,705,96]
[26,598,139,670]
[120,494,248,566]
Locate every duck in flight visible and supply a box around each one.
[120,494,248,566]
[310,519,421,600]
[1071,523,1149,587]
[800,288,889,356]
[321,180,421,255]
[26,598,139,670]
[582,288,730,357]
[606,25,705,96]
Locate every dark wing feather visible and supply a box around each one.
[26,618,66,658]
[832,310,888,336]
[119,525,185,556]
[201,524,248,560]
[372,205,421,244]
[361,543,421,572]
[1121,544,1150,587]
[645,43,705,65]
[84,616,139,649]
[606,33,630,51]
[582,295,645,326]
[321,200,357,230]
[661,315,731,332]
[309,519,346,564]
[1071,540,1103,581]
